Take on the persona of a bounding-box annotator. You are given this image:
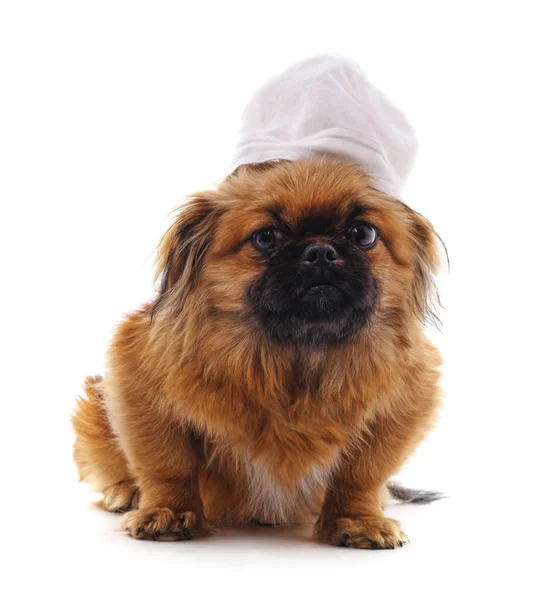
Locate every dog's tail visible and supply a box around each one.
[387,481,445,504]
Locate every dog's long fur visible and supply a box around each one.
[72,156,443,548]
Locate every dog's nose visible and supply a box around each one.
[301,243,339,264]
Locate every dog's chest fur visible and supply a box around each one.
[201,406,348,523]
[187,365,365,523]
[242,452,338,523]
[228,413,346,522]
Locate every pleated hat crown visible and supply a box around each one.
[231,54,417,199]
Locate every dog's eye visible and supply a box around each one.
[252,229,287,251]
[347,223,377,249]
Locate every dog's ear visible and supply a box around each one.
[408,209,443,327]
[152,193,220,316]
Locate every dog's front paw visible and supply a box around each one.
[122,508,209,541]
[317,515,409,549]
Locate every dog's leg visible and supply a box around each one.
[315,408,433,549]
[72,376,139,513]
[112,403,208,542]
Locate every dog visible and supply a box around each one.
[72,155,443,548]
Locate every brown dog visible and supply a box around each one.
[72,156,443,548]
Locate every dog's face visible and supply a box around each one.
[244,204,377,345]
[154,157,440,347]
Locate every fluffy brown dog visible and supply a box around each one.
[72,156,443,548]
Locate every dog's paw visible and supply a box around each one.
[99,480,140,513]
[317,515,409,549]
[121,508,209,541]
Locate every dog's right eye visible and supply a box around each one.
[252,229,286,251]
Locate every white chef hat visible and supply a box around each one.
[231,54,417,199]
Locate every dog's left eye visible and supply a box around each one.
[252,229,287,251]
[347,223,377,249]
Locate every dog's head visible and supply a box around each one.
[153,157,440,347]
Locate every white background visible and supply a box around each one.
[1,1,545,598]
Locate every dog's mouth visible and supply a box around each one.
[299,281,346,321]
[249,266,376,345]
[302,283,343,303]
[301,270,343,295]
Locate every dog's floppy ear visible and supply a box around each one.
[152,193,220,316]
[409,209,443,327]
